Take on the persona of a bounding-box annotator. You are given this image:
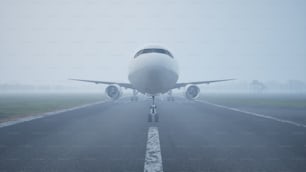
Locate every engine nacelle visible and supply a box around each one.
[105,84,122,100]
[184,84,200,100]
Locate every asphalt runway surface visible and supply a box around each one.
[0,97,306,172]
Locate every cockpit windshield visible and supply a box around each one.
[134,48,173,58]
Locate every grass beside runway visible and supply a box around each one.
[0,92,106,122]
[200,93,306,108]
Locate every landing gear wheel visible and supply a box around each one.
[150,105,157,114]
[148,96,160,122]
[148,105,158,123]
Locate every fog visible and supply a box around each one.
[0,0,305,89]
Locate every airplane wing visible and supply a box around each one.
[69,79,135,89]
[174,79,235,89]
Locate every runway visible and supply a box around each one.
[0,97,306,172]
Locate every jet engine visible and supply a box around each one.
[105,85,122,100]
[184,85,200,100]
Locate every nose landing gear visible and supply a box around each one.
[148,96,159,122]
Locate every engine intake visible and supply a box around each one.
[185,85,200,100]
[105,85,122,100]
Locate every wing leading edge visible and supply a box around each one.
[174,79,235,89]
[69,79,134,89]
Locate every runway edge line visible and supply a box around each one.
[0,100,106,128]
[197,100,306,128]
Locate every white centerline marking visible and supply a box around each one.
[0,101,106,128]
[144,127,163,172]
[197,100,306,128]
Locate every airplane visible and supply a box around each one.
[71,45,234,122]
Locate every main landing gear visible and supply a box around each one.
[148,96,159,122]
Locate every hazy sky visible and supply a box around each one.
[0,0,305,85]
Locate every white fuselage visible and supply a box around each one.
[128,50,179,95]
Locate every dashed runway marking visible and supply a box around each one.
[144,127,163,172]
